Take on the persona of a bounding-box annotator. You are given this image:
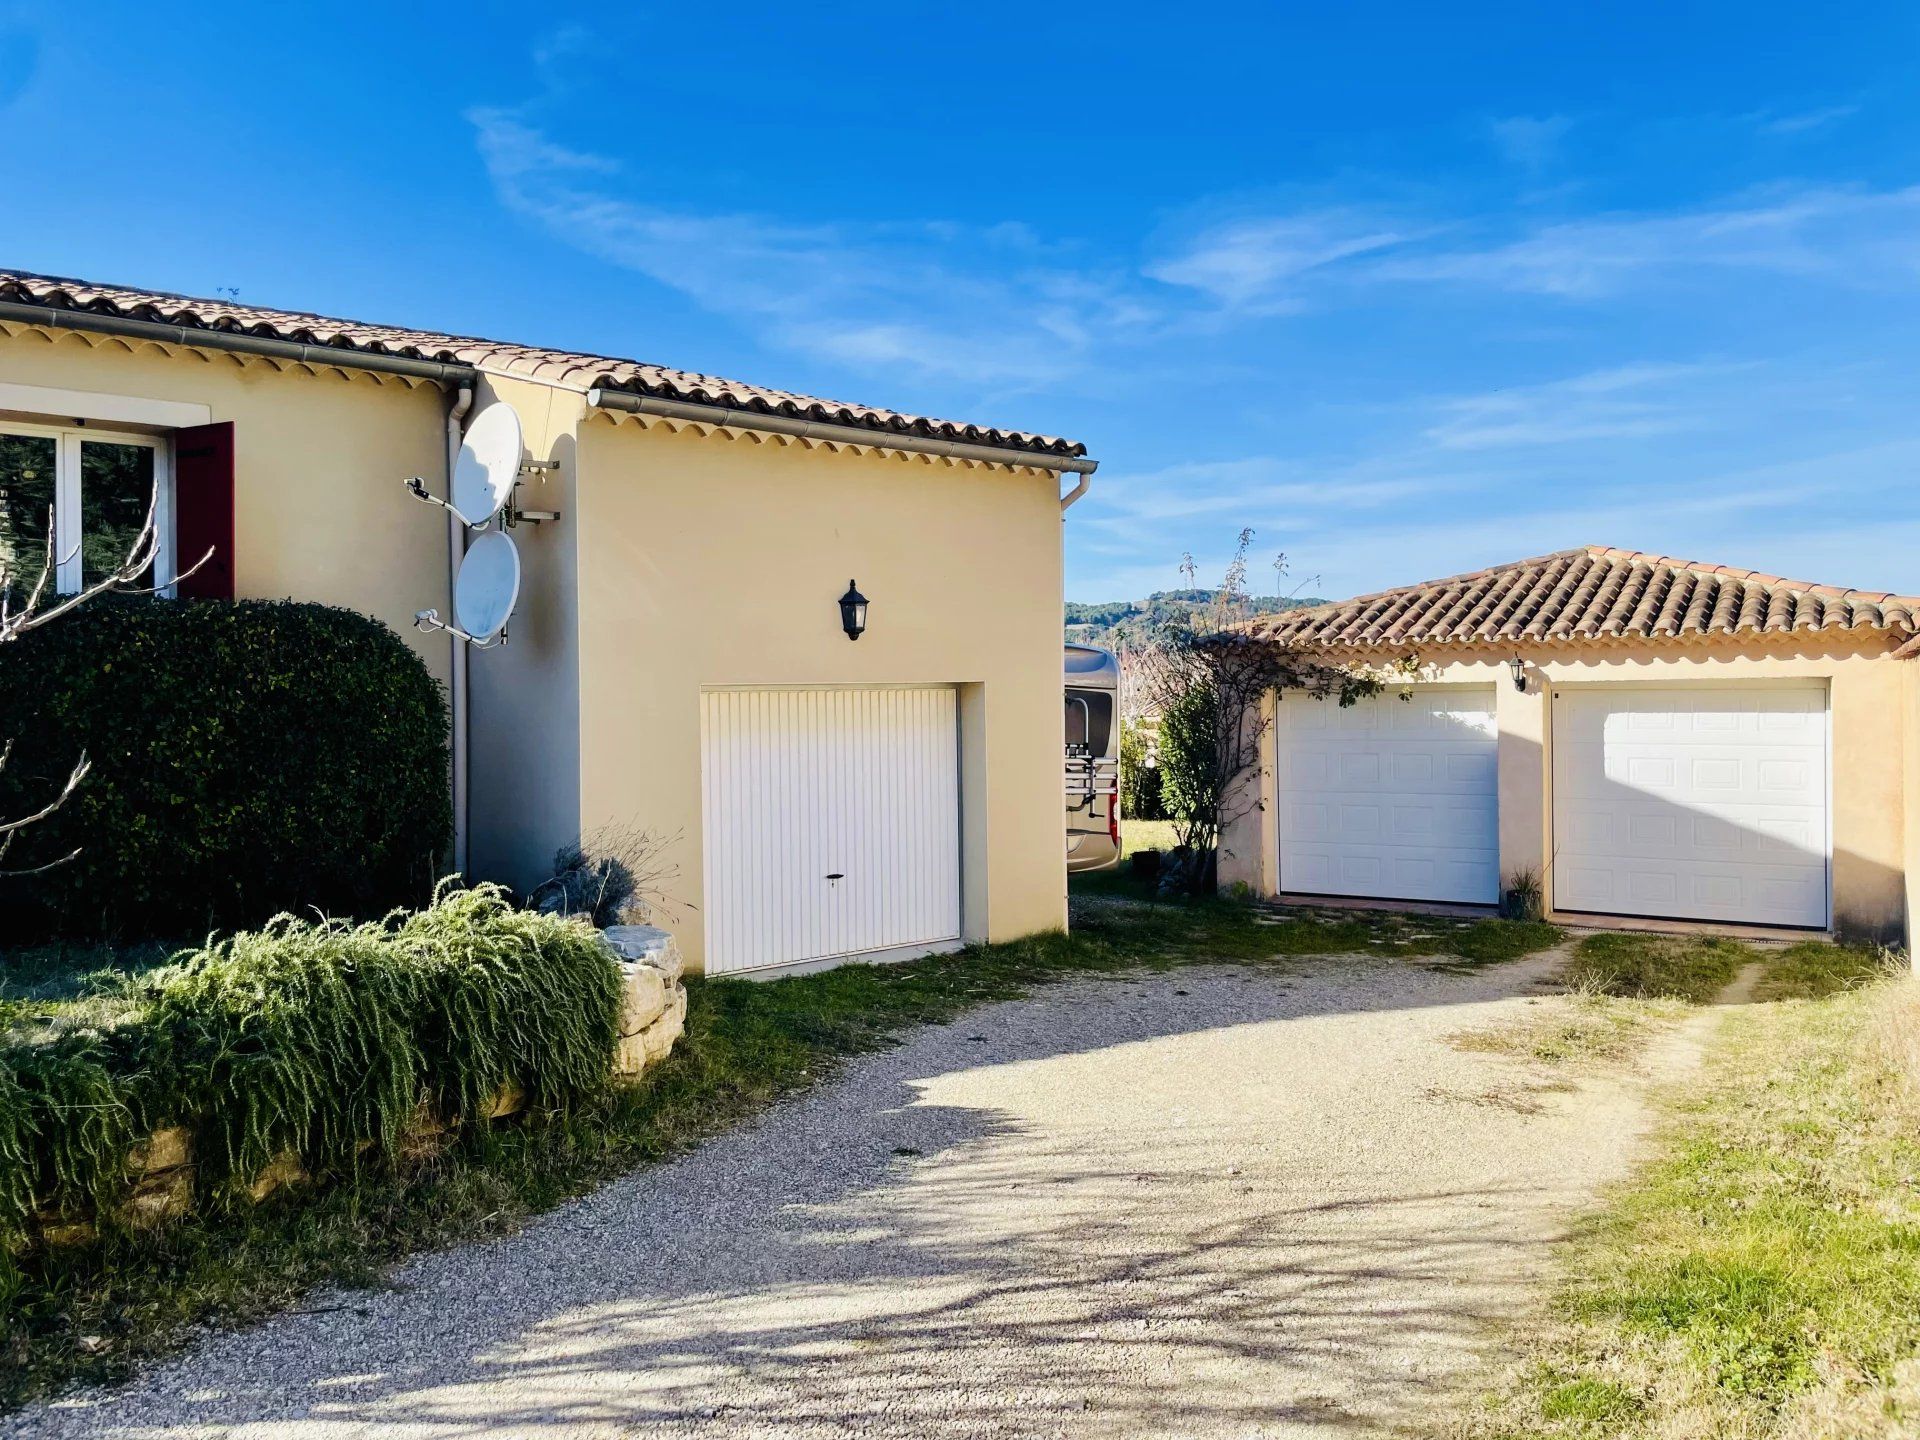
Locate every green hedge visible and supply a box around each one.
[0,596,451,939]
[1119,720,1164,821]
[0,886,622,1302]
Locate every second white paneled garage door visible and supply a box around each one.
[1552,685,1829,928]
[1274,684,1499,905]
[702,687,961,976]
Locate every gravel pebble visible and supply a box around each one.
[10,947,1668,1439]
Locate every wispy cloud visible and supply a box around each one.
[1487,114,1572,170]
[1142,211,1413,309]
[1749,104,1860,136]
[468,109,1151,389]
[1423,361,1750,449]
[1151,184,1920,306]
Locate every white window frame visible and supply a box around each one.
[0,419,174,595]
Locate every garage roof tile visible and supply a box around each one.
[1245,546,1920,652]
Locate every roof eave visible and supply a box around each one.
[586,386,1099,473]
[0,297,478,385]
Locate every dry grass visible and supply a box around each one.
[1452,990,1688,1067]
[1452,960,1920,1439]
[1448,932,1745,1070]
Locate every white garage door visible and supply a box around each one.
[701,687,961,975]
[1552,685,1829,929]
[1274,685,1499,905]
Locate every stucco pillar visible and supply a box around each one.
[1830,664,1907,942]
[1217,690,1278,896]
[1904,663,1920,965]
[1496,673,1547,908]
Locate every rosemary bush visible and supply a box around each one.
[0,885,621,1303]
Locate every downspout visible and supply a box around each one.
[1060,472,1092,511]
[445,384,475,877]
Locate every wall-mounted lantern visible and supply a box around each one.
[839,580,869,641]
[1508,655,1527,692]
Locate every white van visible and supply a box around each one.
[1064,643,1121,873]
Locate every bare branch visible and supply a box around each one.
[0,751,91,838]
[0,476,182,879]
[1135,529,1391,892]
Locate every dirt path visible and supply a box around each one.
[19,948,1708,1439]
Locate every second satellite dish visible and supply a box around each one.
[452,402,523,526]
[453,530,522,644]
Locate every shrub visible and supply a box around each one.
[0,884,621,1298]
[532,845,639,928]
[0,595,451,939]
[1118,720,1164,821]
[1156,677,1220,831]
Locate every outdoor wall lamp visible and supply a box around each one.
[1508,655,1527,692]
[839,580,869,641]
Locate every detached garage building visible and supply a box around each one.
[1220,547,1920,946]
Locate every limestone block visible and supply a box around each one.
[248,1149,308,1203]
[642,987,688,1063]
[127,1125,190,1176]
[613,1027,650,1076]
[621,963,669,1035]
[603,925,683,981]
[37,1216,96,1248]
[487,1081,526,1120]
[122,1167,192,1230]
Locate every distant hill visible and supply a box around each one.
[1064,588,1325,651]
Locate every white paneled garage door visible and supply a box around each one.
[1274,685,1499,905]
[1552,685,1829,929]
[701,687,961,975]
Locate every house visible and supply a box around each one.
[1219,546,1920,949]
[0,269,1097,976]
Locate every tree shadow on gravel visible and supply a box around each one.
[16,955,1594,1440]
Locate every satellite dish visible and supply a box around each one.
[452,403,523,526]
[453,530,521,643]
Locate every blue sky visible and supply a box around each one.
[5,3,1919,602]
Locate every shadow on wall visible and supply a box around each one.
[467,427,582,898]
[21,957,1599,1439]
[1271,688,1903,942]
[1537,697,1902,943]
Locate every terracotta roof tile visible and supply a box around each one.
[1246,546,1920,652]
[0,268,1086,461]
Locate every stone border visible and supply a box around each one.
[28,926,689,1249]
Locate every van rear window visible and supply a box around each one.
[1065,688,1114,754]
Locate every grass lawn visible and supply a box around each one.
[0,940,176,1048]
[1,883,1562,1409]
[1456,941,1920,1439]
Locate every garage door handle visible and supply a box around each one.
[825,873,844,881]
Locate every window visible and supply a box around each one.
[1064,687,1114,755]
[0,422,171,596]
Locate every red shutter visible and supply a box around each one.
[173,422,234,600]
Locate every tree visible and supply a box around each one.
[1132,529,1389,892]
[0,491,182,875]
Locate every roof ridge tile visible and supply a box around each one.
[1244,545,1919,654]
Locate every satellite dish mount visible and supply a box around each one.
[415,529,522,649]
[401,401,562,530]
[402,402,538,649]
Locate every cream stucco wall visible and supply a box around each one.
[0,325,454,694]
[1223,636,1914,943]
[4,325,1076,972]
[560,415,1069,972]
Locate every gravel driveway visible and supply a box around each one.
[17,946,1671,1439]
